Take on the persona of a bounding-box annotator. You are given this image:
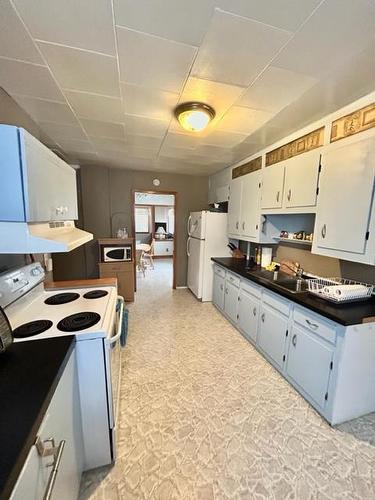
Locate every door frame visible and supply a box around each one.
[131,189,177,289]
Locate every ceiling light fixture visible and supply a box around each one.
[174,102,215,133]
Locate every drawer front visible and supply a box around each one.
[293,307,336,344]
[240,279,261,299]
[226,272,240,288]
[214,264,226,279]
[262,290,290,317]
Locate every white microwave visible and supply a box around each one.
[103,245,132,262]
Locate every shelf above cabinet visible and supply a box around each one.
[274,237,312,247]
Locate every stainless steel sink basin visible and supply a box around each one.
[272,278,308,294]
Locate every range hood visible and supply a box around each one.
[0,125,93,254]
[0,221,93,253]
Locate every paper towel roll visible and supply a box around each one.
[261,247,272,268]
[334,285,369,299]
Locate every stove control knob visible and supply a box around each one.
[31,267,41,276]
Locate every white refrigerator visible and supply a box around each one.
[187,211,231,301]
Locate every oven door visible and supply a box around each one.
[104,247,126,262]
[104,296,124,460]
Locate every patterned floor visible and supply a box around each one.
[79,260,375,500]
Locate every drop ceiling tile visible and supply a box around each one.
[162,132,200,150]
[217,106,273,134]
[116,27,196,93]
[65,91,123,122]
[217,0,321,32]
[121,83,179,121]
[12,95,79,125]
[192,9,291,87]
[158,146,193,160]
[114,0,215,46]
[192,144,233,162]
[13,0,115,55]
[0,1,43,64]
[125,147,159,160]
[200,130,247,148]
[38,121,88,142]
[80,119,125,139]
[92,137,127,152]
[239,66,317,113]
[125,135,162,150]
[124,114,169,139]
[274,0,375,77]
[57,138,95,154]
[38,42,120,97]
[0,58,64,101]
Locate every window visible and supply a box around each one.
[135,207,150,233]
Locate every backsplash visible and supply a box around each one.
[238,241,375,283]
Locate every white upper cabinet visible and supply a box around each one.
[284,150,320,209]
[208,167,231,204]
[0,125,78,223]
[241,171,261,239]
[228,176,242,236]
[261,151,320,213]
[261,163,285,210]
[312,134,375,264]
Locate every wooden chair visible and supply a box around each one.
[142,239,155,269]
[135,249,146,277]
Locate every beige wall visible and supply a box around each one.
[54,165,209,286]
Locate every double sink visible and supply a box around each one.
[247,268,308,294]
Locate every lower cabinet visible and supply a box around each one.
[224,281,239,324]
[238,289,259,343]
[286,323,334,409]
[257,302,288,369]
[10,349,83,500]
[212,271,225,310]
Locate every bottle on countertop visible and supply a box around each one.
[256,247,261,266]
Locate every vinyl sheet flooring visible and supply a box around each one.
[79,259,375,500]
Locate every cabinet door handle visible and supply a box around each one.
[321,224,327,239]
[220,284,223,291]
[35,436,66,500]
[242,221,245,230]
[287,189,291,201]
[305,319,319,330]
[292,334,297,347]
[276,191,280,203]
[261,312,265,323]
[225,288,228,294]
[253,307,257,317]
[236,221,239,230]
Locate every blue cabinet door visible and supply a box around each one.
[212,272,225,310]
[238,289,259,342]
[257,303,288,369]
[286,324,334,409]
[224,281,239,324]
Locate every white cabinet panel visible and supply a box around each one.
[228,177,242,236]
[287,324,334,408]
[257,303,288,369]
[313,136,375,258]
[10,350,83,500]
[224,280,239,324]
[284,151,320,208]
[238,289,259,342]
[241,170,261,238]
[154,240,174,256]
[261,164,285,209]
[213,271,225,310]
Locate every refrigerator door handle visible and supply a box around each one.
[187,236,191,257]
[187,215,192,236]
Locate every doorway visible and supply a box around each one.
[131,190,177,290]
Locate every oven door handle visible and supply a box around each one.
[109,296,124,345]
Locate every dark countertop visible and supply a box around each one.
[0,336,75,499]
[212,257,375,326]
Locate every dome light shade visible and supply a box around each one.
[174,102,215,132]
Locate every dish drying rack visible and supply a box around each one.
[307,277,374,304]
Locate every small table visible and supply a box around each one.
[136,243,151,252]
